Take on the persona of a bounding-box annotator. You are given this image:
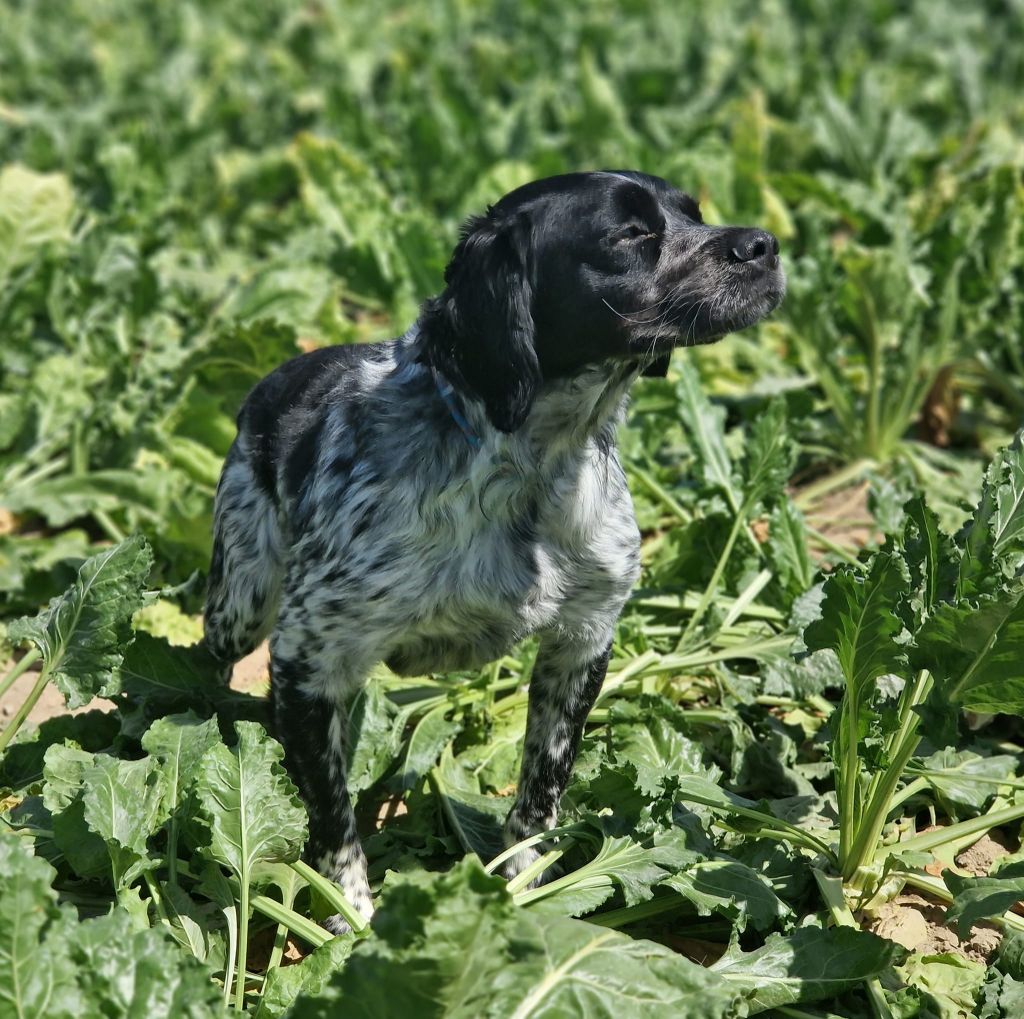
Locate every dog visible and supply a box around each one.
[204,170,785,931]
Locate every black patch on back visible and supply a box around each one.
[284,414,326,509]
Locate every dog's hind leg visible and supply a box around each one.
[270,614,378,933]
[500,630,614,884]
[204,441,283,670]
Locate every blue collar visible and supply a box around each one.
[432,369,483,450]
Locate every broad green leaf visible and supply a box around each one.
[346,681,402,800]
[141,712,222,821]
[710,926,901,1012]
[117,632,230,709]
[0,711,118,793]
[661,858,790,932]
[431,747,509,860]
[525,828,703,913]
[7,536,153,708]
[803,552,910,704]
[65,908,221,1018]
[293,858,739,1018]
[915,585,1024,714]
[762,649,841,698]
[0,164,74,282]
[607,706,712,799]
[0,834,80,1019]
[914,748,1018,819]
[396,703,463,791]
[194,721,307,877]
[944,859,1024,932]
[81,754,170,885]
[41,742,99,813]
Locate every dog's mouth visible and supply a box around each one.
[626,264,786,352]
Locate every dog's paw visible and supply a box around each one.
[321,912,362,937]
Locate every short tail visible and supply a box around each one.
[204,442,283,668]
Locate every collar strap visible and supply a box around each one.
[432,368,483,449]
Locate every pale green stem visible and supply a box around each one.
[814,870,894,1019]
[0,663,51,752]
[679,504,749,647]
[235,873,249,1011]
[878,803,1024,860]
[793,459,875,509]
[484,824,583,875]
[0,647,41,701]
[289,859,369,934]
[505,849,565,894]
[251,893,330,948]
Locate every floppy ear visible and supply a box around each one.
[428,213,541,433]
[641,353,672,378]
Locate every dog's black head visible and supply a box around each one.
[421,170,785,432]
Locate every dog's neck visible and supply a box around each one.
[403,325,636,458]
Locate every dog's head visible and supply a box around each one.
[422,170,785,432]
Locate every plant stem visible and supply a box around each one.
[843,670,933,879]
[629,464,691,522]
[289,859,369,934]
[506,849,565,895]
[588,892,696,929]
[794,459,875,510]
[680,788,837,864]
[813,870,894,1019]
[0,647,41,701]
[235,872,249,1011]
[251,894,330,948]
[484,824,583,875]
[143,872,172,928]
[679,502,749,647]
[0,662,50,752]
[879,803,1024,860]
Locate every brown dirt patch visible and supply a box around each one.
[800,479,880,560]
[865,891,1002,963]
[1,640,272,732]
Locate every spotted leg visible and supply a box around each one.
[270,637,374,934]
[500,631,613,884]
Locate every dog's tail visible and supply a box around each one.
[204,440,283,675]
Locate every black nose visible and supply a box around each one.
[729,229,780,268]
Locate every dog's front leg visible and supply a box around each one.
[270,640,374,934]
[500,630,613,885]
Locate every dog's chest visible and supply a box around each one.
[369,448,639,673]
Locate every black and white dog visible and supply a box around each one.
[204,171,784,930]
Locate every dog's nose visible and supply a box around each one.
[730,229,780,269]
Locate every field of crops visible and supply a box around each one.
[2,1,1024,1015]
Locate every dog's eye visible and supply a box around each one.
[618,224,657,243]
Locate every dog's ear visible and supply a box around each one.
[641,353,672,378]
[431,212,541,433]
